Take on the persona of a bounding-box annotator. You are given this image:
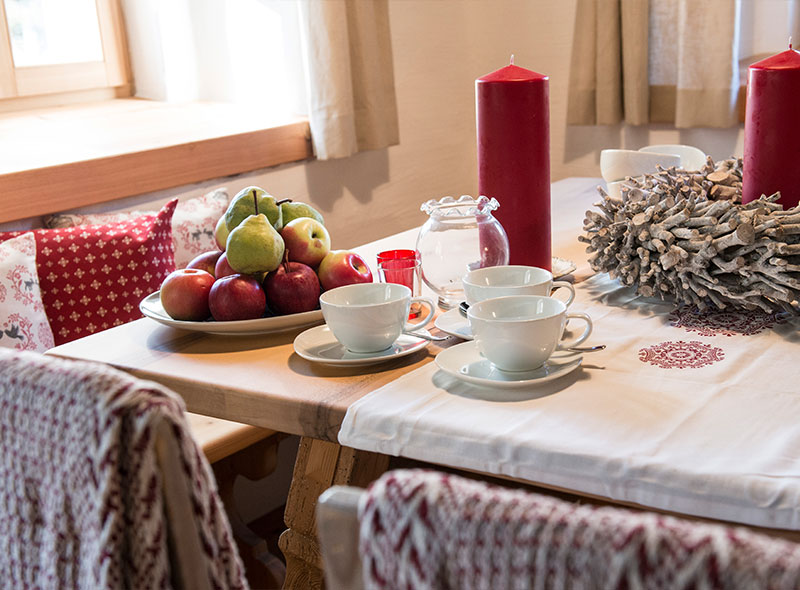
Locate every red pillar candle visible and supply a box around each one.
[742,44,800,208]
[476,58,551,270]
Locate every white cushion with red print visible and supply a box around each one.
[0,233,55,352]
[44,188,228,268]
[0,199,177,346]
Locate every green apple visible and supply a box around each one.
[225,213,285,274]
[225,186,282,232]
[280,200,325,226]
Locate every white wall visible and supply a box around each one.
[120,0,745,247]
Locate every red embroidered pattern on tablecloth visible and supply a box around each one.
[668,306,784,337]
[639,340,725,369]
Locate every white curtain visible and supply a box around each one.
[121,0,399,160]
[568,0,800,128]
[298,0,399,160]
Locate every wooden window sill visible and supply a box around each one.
[0,98,313,224]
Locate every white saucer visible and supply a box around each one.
[435,308,473,340]
[435,341,583,389]
[552,257,577,279]
[294,325,428,366]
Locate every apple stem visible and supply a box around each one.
[276,198,293,205]
[283,248,290,272]
[252,189,259,215]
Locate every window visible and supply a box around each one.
[0,0,130,104]
[0,0,313,223]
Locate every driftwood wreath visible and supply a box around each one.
[580,157,800,314]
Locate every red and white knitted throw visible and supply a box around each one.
[0,350,249,590]
[358,469,800,590]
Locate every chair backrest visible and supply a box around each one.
[318,468,800,590]
[0,349,249,590]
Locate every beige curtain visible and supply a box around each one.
[568,0,739,128]
[298,0,400,160]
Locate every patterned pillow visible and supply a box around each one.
[0,233,55,352]
[44,188,228,268]
[0,199,177,346]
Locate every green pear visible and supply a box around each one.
[280,200,325,226]
[225,186,282,232]
[225,214,285,274]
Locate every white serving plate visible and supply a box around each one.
[139,291,323,335]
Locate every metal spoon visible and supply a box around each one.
[562,344,605,353]
[403,328,450,342]
[459,301,470,318]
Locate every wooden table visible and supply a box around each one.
[46,178,602,588]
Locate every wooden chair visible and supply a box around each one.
[317,469,800,590]
[0,349,249,589]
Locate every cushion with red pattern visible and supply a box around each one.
[0,199,177,345]
[44,188,228,268]
[0,233,55,352]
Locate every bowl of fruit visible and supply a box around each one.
[139,186,373,335]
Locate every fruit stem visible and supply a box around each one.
[252,189,259,215]
[276,198,293,205]
[283,249,290,272]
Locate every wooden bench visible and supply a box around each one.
[187,412,277,464]
[187,413,288,588]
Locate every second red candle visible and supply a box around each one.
[743,46,800,208]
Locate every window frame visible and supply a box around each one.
[0,0,130,101]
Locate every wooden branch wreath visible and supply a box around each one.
[580,156,800,314]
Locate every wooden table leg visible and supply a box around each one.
[278,436,389,590]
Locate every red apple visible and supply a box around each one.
[214,252,237,279]
[186,250,223,277]
[208,274,267,321]
[159,268,215,321]
[317,250,373,291]
[280,217,331,267]
[264,259,321,315]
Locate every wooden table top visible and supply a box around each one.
[48,313,450,441]
[47,178,599,442]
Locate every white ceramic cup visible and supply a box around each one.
[467,295,593,372]
[599,149,681,183]
[319,283,436,353]
[462,265,575,307]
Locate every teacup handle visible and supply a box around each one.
[403,297,436,331]
[551,281,575,307]
[556,312,592,350]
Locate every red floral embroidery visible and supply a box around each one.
[638,340,725,369]
[668,306,784,337]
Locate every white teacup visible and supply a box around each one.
[467,295,593,372]
[320,283,436,353]
[462,265,575,307]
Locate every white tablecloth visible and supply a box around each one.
[339,178,800,530]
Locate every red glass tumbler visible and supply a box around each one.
[376,249,422,318]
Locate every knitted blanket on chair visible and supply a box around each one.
[0,350,248,590]
[358,469,800,590]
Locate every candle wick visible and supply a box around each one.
[510,54,515,65]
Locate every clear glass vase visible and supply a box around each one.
[416,195,510,309]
